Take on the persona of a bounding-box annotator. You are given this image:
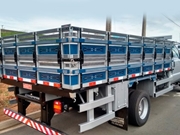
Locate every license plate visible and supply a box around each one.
[23,83,32,90]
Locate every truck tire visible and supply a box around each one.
[129,90,150,126]
[129,89,135,97]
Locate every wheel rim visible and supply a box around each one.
[138,97,148,120]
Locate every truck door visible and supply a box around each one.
[172,46,180,83]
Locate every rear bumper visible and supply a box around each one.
[3,108,67,135]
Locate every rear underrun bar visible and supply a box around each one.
[3,108,67,135]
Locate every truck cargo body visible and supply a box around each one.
[1,24,180,134]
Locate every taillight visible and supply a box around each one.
[53,100,62,114]
[15,96,18,101]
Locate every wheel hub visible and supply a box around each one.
[138,97,148,120]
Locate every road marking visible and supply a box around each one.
[173,92,180,97]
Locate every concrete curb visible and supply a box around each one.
[0,111,40,131]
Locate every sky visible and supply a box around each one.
[0,0,180,41]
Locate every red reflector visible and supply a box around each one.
[132,74,136,78]
[3,75,7,78]
[10,76,14,79]
[31,79,36,84]
[43,81,49,86]
[54,83,61,88]
[18,77,23,81]
[149,71,152,74]
[113,78,118,81]
[89,82,96,86]
[159,69,162,72]
[53,100,62,114]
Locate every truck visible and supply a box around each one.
[1,24,179,135]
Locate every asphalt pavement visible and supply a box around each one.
[1,88,180,135]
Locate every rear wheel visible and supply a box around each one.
[129,90,150,126]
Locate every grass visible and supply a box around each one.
[1,29,24,37]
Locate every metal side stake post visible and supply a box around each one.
[87,90,94,122]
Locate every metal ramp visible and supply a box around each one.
[79,87,115,132]
[78,80,128,132]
